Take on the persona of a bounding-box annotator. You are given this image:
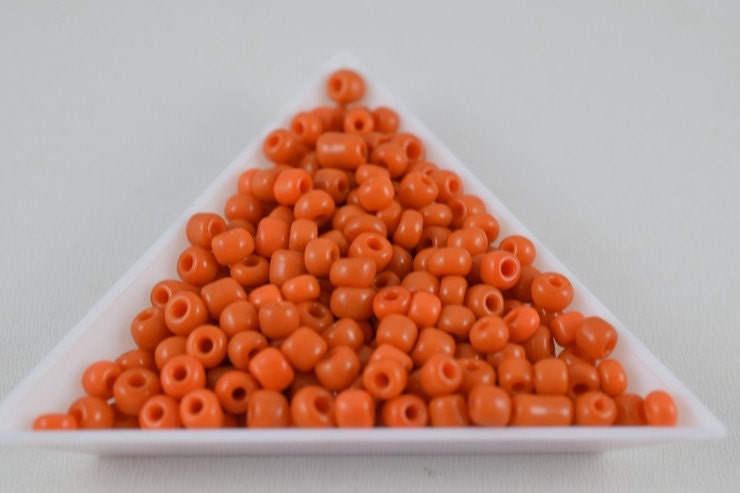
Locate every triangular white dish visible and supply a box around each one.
[0,53,726,455]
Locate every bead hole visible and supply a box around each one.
[593,398,606,412]
[189,399,203,415]
[441,363,458,380]
[511,382,526,393]
[499,258,517,280]
[330,77,344,95]
[128,374,146,388]
[573,383,590,395]
[138,309,155,321]
[170,300,189,320]
[374,372,390,389]
[266,134,281,149]
[293,120,305,135]
[406,142,422,160]
[367,238,383,250]
[197,338,214,354]
[484,294,501,313]
[148,405,164,422]
[244,256,260,267]
[179,254,195,272]
[307,304,326,319]
[152,287,171,306]
[231,388,247,402]
[549,276,563,287]
[172,366,188,381]
[403,404,419,421]
[313,396,331,415]
[447,178,461,195]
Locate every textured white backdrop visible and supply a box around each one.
[1,1,738,491]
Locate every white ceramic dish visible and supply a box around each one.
[0,53,726,455]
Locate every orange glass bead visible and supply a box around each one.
[419,354,462,397]
[464,284,504,319]
[447,227,489,256]
[160,354,206,399]
[397,171,438,209]
[68,396,115,429]
[115,348,156,372]
[455,342,483,360]
[150,279,197,311]
[533,358,569,395]
[373,285,411,319]
[329,257,377,289]
[263,129,302,164]
[430,170,463,203]
[177,246,219,286]
[503,305,541,343]
[248,283,283,311]
[479,250,521,290]
[329,287,375,320]
[296,300,335,332]
[420,202,453,227]
[224,192,264,224]
[568,362,601,397]
[186,212,227,249]
[322,318,364,351]
[438,276,467,306]
[558,345,595,367]
[498,235,536,267]
[406,291,442,328]
[230,254,270,288]
[427,247,473,278]
[597,359,628,397]
[448,194,486,228]
[355,163,391,184]
[486,343,527,370]
[179,388,224,429]
[370,143,409,178]
[227,330,268,371]
[435,304,475,340]
[467,384,511,427]
[290,111,324,146]
[254,216,290,258]
[280,326,328,372]
[219,300,258,338]
[574,391,617,426]
[273,168,314,206]
[458,358,496,394]
[372,106,399,134]
[381,394,429,427]
[33,414,77,431]
[509,394,574,426]
[530,272,574,312]
[200,277,247,319]
[521,325,555,363]
[469,316,509,354]
[327,69,365,103]
[269,249,308,287]
[575,317,619,360]
[362,359,409,400]
[315,132,368,170]
[281,274,321,304]
[248,347,295,391]
[418,226,452,250]
[333,204,366,232]
[247,390,291,428]
[374,313,417,353]
[288,218,319,252]
[411,327,456,367]
[343,106,375,135]
[291,386,336,428]
[363,132,392,152]
[348,232,393,271]
[376,201,404,237]
[373,270,402,291]
[237,168,259,195]
[614,393,647,425]
[314,346,360,392]
[139,395,181,429]
[644,390,678,426]
[211,228,255,266]
[303,237,340,277]
[429,394,470,427]
[335,389,376,428]
[81,360,122,400]
[343,213,387,242]
[113,368,161,417]
[154,335,187,370]
[463,212,500,244]
[411,247,436,272]
[258,300,300,340]
[497,357,534,395]
[186,325,228,369]
[214,370,259,414]
[390,210,423,251]
[390,132,426,163]
[313,168,351,203]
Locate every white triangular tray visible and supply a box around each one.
[0,53,726,455]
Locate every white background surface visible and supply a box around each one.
[0,1,737,491]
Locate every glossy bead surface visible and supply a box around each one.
[498,235,536,266]
[227,330,268,371]
[479,250,521,290]
[160,354,206,399]
[33,414,77,431]
[362,359,408,400]
[179,388,224,429]
[429,394,470,427]
[281,274,321,303]
[248,347,295,391]
[186,213,227,249]
[397,172,438,209]
[68,396,114,429]
[259,300,300,340]
[263,129,302,164]
[335,389,376,428]
[521,325,555,363]
[644,390,678,426]
[293,189,336,226]
[211,228,255,266]
[247,390,291,428]
[139,395,181,429]
[150,280,197,311]
[533,358,569,395]
[438,276,468,306]
[316,132,368,170]
[290,111,324,145]
[327,69,365,103]
[177,246,219,286]
[329,257,376,288]
[597,359,628,397]
[509,394,574,426]
[280,327,328,372]
[574,391,617,426]
[254,216,290,258]
[372,106,399,134]
[503,305,541,343]
[469,316,509,354]
[458,358,496,394]
[115,348,156,372]
[411,328,456,367]
[329,287,375,321]
[348,232,393,271]
[186,325,228,369]
[406,291,442,328]
[200,277,247,319]
[291,386,336,428]
[314,346,360,391]
[214,370,259,414]
[381,394,429,427]
[82,360,122,400]
[219,300,258,338]
[467,384,511,426]
[113,368,161,417]
[419,354,462,397]
[550,311,584,347]
[375,314,418,353]
[427,247,473,277]
[568,362,601,397]
[497,357,534,395]
[531,272,574,312]
[575,317,618,360]
[614,394,647,425]
[303,238,340,277]
[230,254,270,288]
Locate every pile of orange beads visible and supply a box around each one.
[32,68,678,431]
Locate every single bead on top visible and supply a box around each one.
[327,69,365,103]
